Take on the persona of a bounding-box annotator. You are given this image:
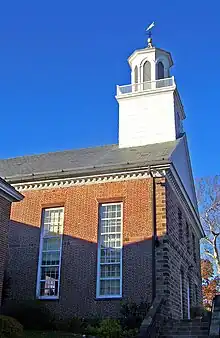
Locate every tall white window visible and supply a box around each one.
[37,207,64,299]
[96,202,123,298]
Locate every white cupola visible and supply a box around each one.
[116,38,185,148]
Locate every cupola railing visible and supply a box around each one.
[117,76,175,97]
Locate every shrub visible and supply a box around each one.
[0,315,23,338]
[84,316,102,336]
[85,315,102,328]
[97,319,122,338]
[190,306,209,319]
[121,328,139,337]
[2,300,54,330]
[85,324,99,336]
[64,317,85,333]
[120,300,149,330]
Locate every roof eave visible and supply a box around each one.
[128,47,173,68]
[4,160,172,185]
[0,177,24,202]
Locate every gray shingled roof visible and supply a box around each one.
[0,139,181,183]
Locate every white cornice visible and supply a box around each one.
[128,47,173,68]
[9,164,202,238]
[12,166,168,192]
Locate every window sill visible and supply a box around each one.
[37,296,59,300]
[96,295,122,300]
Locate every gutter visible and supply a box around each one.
[148,166,157,302]
[0,177,23,202]
[4,161,170,184]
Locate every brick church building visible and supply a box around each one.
[0,36,203,320]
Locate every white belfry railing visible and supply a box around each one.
[117,76,175,96]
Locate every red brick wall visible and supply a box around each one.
[6,176,201,320]
[0,196,11,305]
[8,179,154,318]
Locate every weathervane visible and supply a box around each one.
[146,21,155,48]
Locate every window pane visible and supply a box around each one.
[43,209,64,237]
[100,279,120,296]
[100,248,121,263]
[101,219,121,234]
[40,280,58,296]
[42,251,60,266]
[43,238,61,251]
[41,266,59,280]
[101,264,120,278]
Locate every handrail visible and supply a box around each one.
[209,295,220,337]
[117,76,175,96]
[138,296,165,338]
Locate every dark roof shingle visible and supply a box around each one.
[0,139,181,182]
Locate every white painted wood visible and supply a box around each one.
[171,135,199,211]
[180,272,184,319]
[187,280,191,319]
[0,179,23,202]
[96,202,123,299]
[36,207,64,300]
[117,46,185,148]
[118,89,177,147]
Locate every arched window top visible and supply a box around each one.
[134,66,138,84]
[143,61,151,82]
[157,61,164,80]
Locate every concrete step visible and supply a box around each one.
[164,321,209,328]
[162,328,208,332]
[162,333,208,336]
[160,319,209,337]
[163,331,208,334]
[160,335,208,338]
[163,328,209,334]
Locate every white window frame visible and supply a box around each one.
[96,202,123,299]
[36,207,64,300]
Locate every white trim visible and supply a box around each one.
[96,202,123,299]
[180,271,184,319]
[9,160,202,240]
[187,279,191,319]
[0,179,23,202]
[11,166,168,192]
[167,165,203,238]
[10,163,202,238]
[116,82,176,100]
[128,47,173,68]
[36,207,64,300]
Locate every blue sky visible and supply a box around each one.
[0,0,219,178]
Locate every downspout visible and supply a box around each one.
[148,166,157,302]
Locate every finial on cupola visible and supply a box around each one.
[146,21,155,48]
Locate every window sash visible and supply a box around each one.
[96,202,123,298]
[37,207,64,299]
